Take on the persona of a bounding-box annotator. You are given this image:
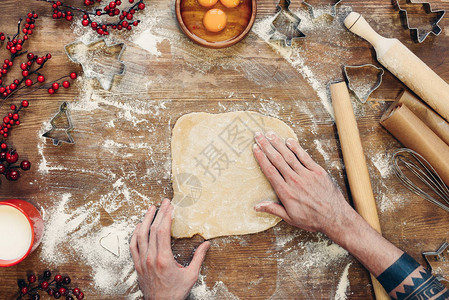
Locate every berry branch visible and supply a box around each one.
[38,0,146,35]
[16,270,84,300]
[0,12,78,182]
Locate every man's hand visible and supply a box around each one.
[252,131,349,235]
[130,199,211,300]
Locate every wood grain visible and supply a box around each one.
[0,0,448,299]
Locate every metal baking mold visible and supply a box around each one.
[65,39,126,90]
[343,64,384,103]
[423,241,449,283]
[269,0,306,46]
[303,0,342,19]
[393,0,445,43]
[42,102,75,146]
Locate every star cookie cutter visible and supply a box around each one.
[343,64,384,103]
[423,241,449,283]
[268,0,306,46]
[393,0,445,43]
[65,39,126,90]
[303,0,342,19]
[42,102,75,146]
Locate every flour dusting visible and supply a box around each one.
[335,262,352,300]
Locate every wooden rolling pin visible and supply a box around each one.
[330,82,389,300]
[344,12,449,123]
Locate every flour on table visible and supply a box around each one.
[335,262,352,300]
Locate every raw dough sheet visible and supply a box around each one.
[171,111,298,239]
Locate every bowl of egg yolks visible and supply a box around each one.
[176,0,256,48]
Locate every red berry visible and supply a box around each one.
[6,170,19,181]
[70,72,77,80]
[20,287,28,294]
[15,121,20,125]
[10,83,16,90]
[63,81,70,88]
[77,292,84,300]
[40,281,49,289]
[21,160,31,170]
[8,113,12,118]
[28,274,36,283]
[16,44,22,51]
[91,22,97,28]
[58,287,67,295]
[52,82,59,90]
[37,75,45,83]
[0,164,5,174]
[138,2,145,9]
[66,15,73,21]
[97,28,104,35]
[48,88,55,95]
[122,21,128,27]
[36,57,43,65]
[82,19,89,26]
[20,63,27,70]
[54,274,63,282]
[3,117,9,124]
[6,151,18,163]
[22,70,29,77]
[47,289,54,296]
[21,100,29,107]
[46,53,52,59]
[73,288,80,296]
[25,79,33,86]
[12,113,19,120]
[0,143,6,150]
[63,276,71,284]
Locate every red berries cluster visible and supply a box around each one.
[42,0,145,35]
[51,1,74,21]
[19,13,39,41]
[17,270,84,300]
[0,100,28,138]
[0,143,30,182]
[47,72,77,95]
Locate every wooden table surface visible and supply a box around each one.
[1,0,449,299]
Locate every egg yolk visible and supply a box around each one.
[220,0,240,8]
[203,9,227,33]
[197,0,218,8]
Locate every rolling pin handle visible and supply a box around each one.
[344,12,385,50]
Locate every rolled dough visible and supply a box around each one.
[170,111,298,239]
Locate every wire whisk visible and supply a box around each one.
[393,148,449,213]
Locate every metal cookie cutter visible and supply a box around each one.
[42,102,75,146]
[269,0,306,46]
[65,39,126,90]
[343,64,384,103]
[303,0,342,19]
[393,0,445,43]
[423,241,449,283]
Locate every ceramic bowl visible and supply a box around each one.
[175,0,257,49]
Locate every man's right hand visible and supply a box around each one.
[252,131,349,236]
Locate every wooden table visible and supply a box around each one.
[1,0,449,299]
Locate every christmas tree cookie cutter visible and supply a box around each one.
[65,39,126,90]
[343,64,384,103]
[303,0,342,19]
[42,102,75,146]
[268,0,306,46]
[393,0,445,43]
